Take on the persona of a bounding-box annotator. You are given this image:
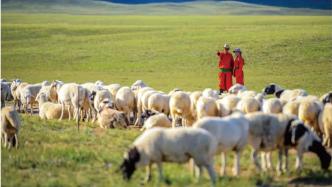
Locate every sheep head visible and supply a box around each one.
[119,147,140,180]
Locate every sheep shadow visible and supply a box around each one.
[288,170,332,186]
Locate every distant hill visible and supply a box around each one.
[105,0,332,10]
[2,0,331,15]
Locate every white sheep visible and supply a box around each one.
[115,87,136,124]
[202,88,219,99]
[320,91,332,105]
[36,92,70,120]
[140,113,171,131]
[90,89,113,121]
[131,80,147,91]
[10,80,28,112]
[218,94,240,113]
[196,96,219,119]
[282,101,300,116]
[262,83,308,102]
[193,113,249,176]
[103,83,121,101]
[19,83,42,114]
[147,93,170,115]
[97,106,129,129]
[319,103,332,147]
[228,84,247,94]
[118,127,217,185]
[237,90,257,98]
[134,87,154,126]
[169,91,195,127]
[246,112,331,174]
[1,106,21,149]
[298,97,323,135]
[189,91,202,118]
[262,98,283,114]
[236,97,261,114]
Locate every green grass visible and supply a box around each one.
[1,12,332,186]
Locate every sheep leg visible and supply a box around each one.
[194,165,203,182]
[205,162,217,186]
[3,133,8,148]
[220,152,226,176]
[251,149,261,172]
[144,164,152,183]
[266,152,272,170]
[232,151,240,176]
[171,112,176,128]
[68,105,72,121]
[283,148,289,174]
[261,152,267,171]
[295,149,304,173]
[59,103,65,121]
[276,149,283,176]
[156,162,166,183]
[14,134,19,149]
[30,102,33,115]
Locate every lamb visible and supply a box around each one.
[298,97,323,135]
[262,98,283,114]
[196,96,219,119]
[228,84,247,94]
[118,127,217,185]
[246,112,331,174]
[236,97,261,114]
[140,113,171,131]
[10,80,28,112]
[19,83,42,114]
[263,83,308,102]
[169,91,195,127]
[115,87,136,124]
[319,103,332,147]
[193,113,249,176]
[97,106,129,129]
[320,91,332,105]
[1,82,13,108]
[282,101,300,116]
[36,92,70,120]
[57,83,89,122]
[134,87,154,126]
[147,93,170,115]
[1,106,21,149]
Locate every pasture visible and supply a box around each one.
[1,13,332,186]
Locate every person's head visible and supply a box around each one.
[233,48,242,56]
[223,43,230,52]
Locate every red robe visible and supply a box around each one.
[234,55,244,85]
[217,51,234,91]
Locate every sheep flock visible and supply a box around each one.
[1,79,332,185]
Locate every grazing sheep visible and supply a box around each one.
[283,101,300,116]
[193,113,249,176]
[20,83,42,114]
[104,84,121,101]
[246,113,331,174]
[131,80,147,91]
[298,97,323,135]
[202,88,219,99]
[36,92,70,120]
[147,93,170,115]
[1,82,13,108]
[140,113,171,131]
[236,97,261,114]
[196,97,219,119]
[263,83,308,102]
[134,87,154,126]
[218,95,240,113]
[262,98,283,114]
[228,84,247,94]
[320,91,332,105]
[11,80,28,112]
[97,107,129,129]
[119,127,217,185]
[319,103,332,147]
[115,87,136,124]
[1,106,21,149]
[169,91,195,127]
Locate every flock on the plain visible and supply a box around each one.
[1,79,332,185]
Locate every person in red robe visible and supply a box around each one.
[217,43,234,94]
[233,48,244,85]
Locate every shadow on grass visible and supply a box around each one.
[288,170,332,186]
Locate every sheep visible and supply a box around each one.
[81,82,103,95]
[1,106,21,149]
[19,83,42,114]
[202,88,219,99]
[140,113,171,131]
[262,98,283,114]
[89,89,113,121]
[103,83,121,101]
[169,91,195,127]
[118,127,217,185]
[196,96,219,119]
[319,103,332,147]
[1,82,13,108]
[57,83,89,122]
[237,90,257,98]
[189,91,202,119]
[320,91,332,105]
[115,87,136,124]
[134,87,154,126]
[193,113,249,176]
[298,97,323,136]
[147,93,170,115]
[97,106,129,129]
[36,92,70,120]
[228,84,247,94]
[236,97,261,114]
[218,95,240,113]
[255,93,265,105]
[263,83,308,102]
[131,80,147,91]
[246,112,331,174]
[282,101,300,116]
[10,80,28,112]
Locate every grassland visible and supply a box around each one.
[1,12,332,187]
